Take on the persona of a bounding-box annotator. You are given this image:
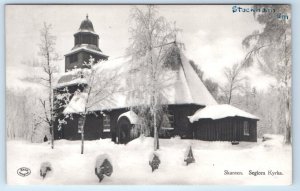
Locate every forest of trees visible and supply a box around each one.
[190,59,287,137]
[188,5,291,140]
[6,88,50,142]
[242,5,291,143]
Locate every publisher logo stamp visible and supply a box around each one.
[17,167,31,177]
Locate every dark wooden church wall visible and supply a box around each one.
[54,104,257,143]
[81,51,102,64]
[168,104,203,139]
[193,117,257,142]
[54,113,101,141]
[60,114,80,140]
[66,51,107,72]
[65,53,80,72]
[54,108,129,141]
[233,117,257,142]
[105,108,128,141]
[65,51,92,71]
[247,119,257,142]
[84,114,102,140]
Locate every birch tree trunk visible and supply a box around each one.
[81,114,86,154]
[150,46,159,151]
[153,94,159,150]
[38,22,59,149]
[285,87,291,144]
[48,55,54,149]
[284,34,291,144]
[127,5,178,150]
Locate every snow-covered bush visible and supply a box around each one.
[171,135,181,140]
[149,152,160,172]
[43,135,48,142]
[231,141,239,145]
[95,154,113,182]
[261,134,284,149]
[40,161,52,179]
[184,146,195,166]
[262,134,284,142]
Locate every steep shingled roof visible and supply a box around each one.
[174,50,217,106]
[59,47,217,113]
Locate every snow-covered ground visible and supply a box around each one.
[7,136,292,185]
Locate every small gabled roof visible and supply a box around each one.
[188,104,259,123]
[118,111,140,124]
[55,68,90,89]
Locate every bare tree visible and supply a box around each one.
[6,88,48,142]
[242,5,291,144]
[61,57,122,154]
[127,5,179,151]
[38,22,59,149]
[220,63,245,104]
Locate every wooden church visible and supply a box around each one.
[53,16,258,144]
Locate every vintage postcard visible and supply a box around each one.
[6,4,292,185]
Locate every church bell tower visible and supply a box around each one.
[64,15,109,72]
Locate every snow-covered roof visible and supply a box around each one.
[62,47,218,114]
[65,44,108,57]
[62,57,130,114]
[118,110,140,124]
[76,29,98,35]
[188,104,259,123]
[171,51,217,106]
[63,92,88,114]
[55,68,90,88]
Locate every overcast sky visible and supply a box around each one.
[6,5,275,90]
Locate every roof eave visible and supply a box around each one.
[192,115,260,122]
[64,48,109,58]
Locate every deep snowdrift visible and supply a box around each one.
[7,136,291,185]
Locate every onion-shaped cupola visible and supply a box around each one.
[64,15,109,72]
[73,15,100,50]
[79,15,95,32]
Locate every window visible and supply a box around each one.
[103,115,110,132]
[69,54,78,63]
[82,34,92,44]
[78,116,85,133]
[93,36,98,46]
[75,36,79,45]
[243,121,250,136]
[168,110,175,129]
[161,110,174,130]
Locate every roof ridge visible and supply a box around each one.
[179,50,217,106]
[177,49,194,104]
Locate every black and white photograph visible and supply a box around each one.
[5,4,292,185]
